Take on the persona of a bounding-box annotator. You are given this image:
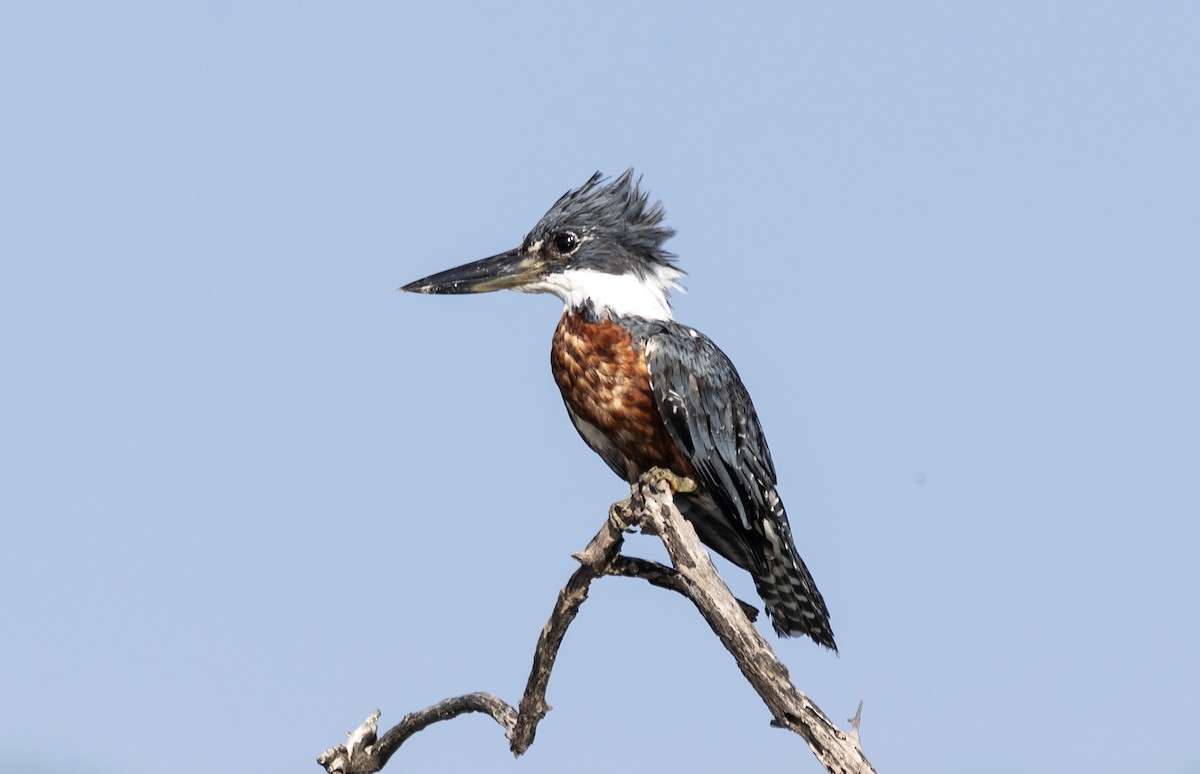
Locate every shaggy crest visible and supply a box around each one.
[525,170,680,280]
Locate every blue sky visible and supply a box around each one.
[2,3,1198,773]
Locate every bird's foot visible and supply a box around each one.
[607,470,696,535]
[642,468,698,495]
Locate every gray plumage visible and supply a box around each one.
[522,170,680,283]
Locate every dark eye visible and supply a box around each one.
[553,231,579,254]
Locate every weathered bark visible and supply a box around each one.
[317,472,876,774]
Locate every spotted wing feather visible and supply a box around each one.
[644,328,776,534]
[645,325,836,649]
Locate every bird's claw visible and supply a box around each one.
[642,468,697,494]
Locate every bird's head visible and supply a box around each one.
[401,170,684,320]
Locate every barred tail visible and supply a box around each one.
[753,491,837,649]
[676,489,836,650]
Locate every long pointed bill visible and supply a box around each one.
[400,247,546,295]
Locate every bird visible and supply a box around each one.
[401,170,836,650]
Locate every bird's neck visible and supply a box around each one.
[521,266,682,321]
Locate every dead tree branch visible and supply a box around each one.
[317,472,876,774]
[606,554,761,622]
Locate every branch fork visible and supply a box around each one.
[317,471,876,774]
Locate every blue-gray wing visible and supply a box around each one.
[644,323,837,648]
[644,325,777,532]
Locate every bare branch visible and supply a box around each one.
[606,554,760,622]
[317,472,876,774]
[633,476,876,773]
[317,695,517,774]
[509,498,634,754]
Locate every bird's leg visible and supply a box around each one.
[641,467,698,495]
[631,469,698,538]
[607,470,697,538]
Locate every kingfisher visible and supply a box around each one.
[401,171,835,650]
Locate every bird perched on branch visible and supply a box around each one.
[402,171,836,650]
